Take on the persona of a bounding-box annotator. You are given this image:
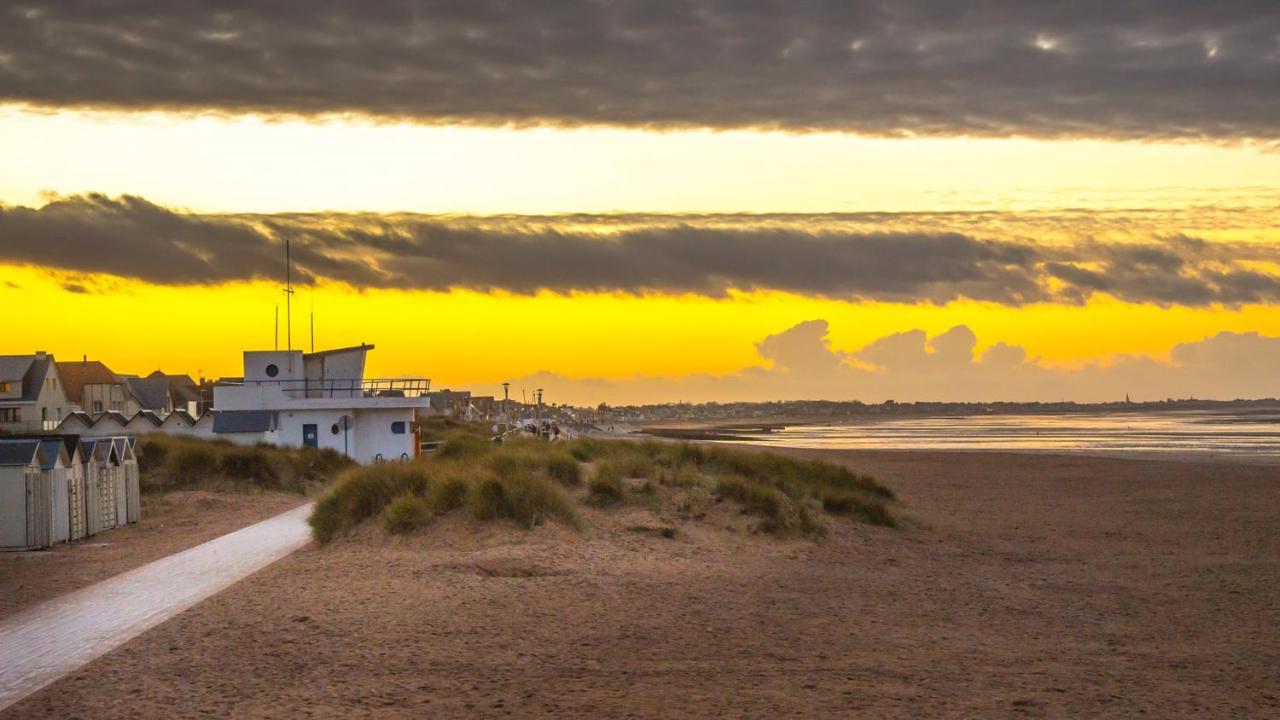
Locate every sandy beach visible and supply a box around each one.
[4,449,1278,718]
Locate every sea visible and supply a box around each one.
[743,410,1280,464]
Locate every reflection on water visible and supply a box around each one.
[752,411,1280,463]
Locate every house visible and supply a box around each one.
[59,358,137,416]
[126,376,174,414]
[0,352,70,433]
[212,344,432,463]
[129,371,201,415]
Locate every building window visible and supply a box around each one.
[0,382,9,393]
[331,423,340,435]
[0,408,17,423]
[265,363,279,378]
[93,401,103,413]
[391,421,406,434]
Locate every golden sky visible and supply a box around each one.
[3,108,1279,403]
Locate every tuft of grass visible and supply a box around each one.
[545,453,583,487]
[310,463,431,544]
[587,462,626,505]
[383,493,431,534]
[425,472,470,515]
[438,433,494,459]
[218,446,280,489]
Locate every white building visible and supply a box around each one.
[212,345,432,464]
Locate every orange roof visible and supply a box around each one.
[56,360,123,404]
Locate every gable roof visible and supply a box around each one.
[161,409,196,427]
[0,356,34,383]
[127,377,171,411]
[57,360,123,404]
[213,410,278,433]
[127,410,163,427]
[0,439,42,467]
[37,439,69,469]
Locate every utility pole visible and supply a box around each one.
[502,382,510,422]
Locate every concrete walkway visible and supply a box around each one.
[0,502,314,712]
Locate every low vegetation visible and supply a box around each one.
[308,419,898,544]
[136,434,352,494]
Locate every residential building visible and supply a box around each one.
[0,352,70,433]
[59,359,137,416]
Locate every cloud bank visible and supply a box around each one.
[3,2,1280,138]
[517,320,1280,404]
[3,194,1279,307]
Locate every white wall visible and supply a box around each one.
[243,351,305,384]
[274,407,415,463]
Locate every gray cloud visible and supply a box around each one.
[2,194,1279,306]
[2,2,1279,138]
[514,320,1280,404]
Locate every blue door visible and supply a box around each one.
[302,423,318,448]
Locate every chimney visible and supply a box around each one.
[35,350,46,357]
[83,354,87,365]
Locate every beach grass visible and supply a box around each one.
[137,434,353,494]
[308,422,898,544]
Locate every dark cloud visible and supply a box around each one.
[2,2,1279,138]
[2,193,1279,307]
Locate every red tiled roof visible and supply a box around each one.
[56,360,123,404]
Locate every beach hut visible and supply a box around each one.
[124,410,163,435]
[0,440,52,550]
[36,438,72,544]
[116,436,141,524]
[82,439,120,534]
[61,436,89,541]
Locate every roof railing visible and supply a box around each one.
[223,377,432,399]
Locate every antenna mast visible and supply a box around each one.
[284,238,294,352]
[274,305,279,350]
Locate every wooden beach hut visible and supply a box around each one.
[36,438,72,544]
[0,440,52,550]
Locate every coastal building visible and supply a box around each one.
[212,344,432,463]
[0,352,70,433]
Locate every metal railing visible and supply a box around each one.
[225,377,431,399]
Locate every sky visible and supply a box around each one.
[2,1,1279,404]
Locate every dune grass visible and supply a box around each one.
[308,423,898,543]
[136,434,352,494]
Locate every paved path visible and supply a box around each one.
[0,503,314,712]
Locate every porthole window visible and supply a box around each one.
[391,421,406,434]
[331,423,340,435]
[265,363,279,378]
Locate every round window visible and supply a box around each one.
[331,423,340,435]
[265,363,279,378]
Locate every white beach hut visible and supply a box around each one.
[36,438,72,544]
[0,440,52,550]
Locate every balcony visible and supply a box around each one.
[223,378,432,400]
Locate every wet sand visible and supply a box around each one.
[5,450,1279,718]
[0,490,305,621]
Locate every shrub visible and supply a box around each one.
[383,493,431,534]
[545,453,583,487]
[168,444,218,486]
[716,475,822,536]
[218,446,280,488]
[309,463,431,544]
[467,476,508,521]
[502,474,580,529]
[425,473,470,515]
[136,438,169,471]
[587,463,626,505]
[821,490,897,528]
[438,434,494,459]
